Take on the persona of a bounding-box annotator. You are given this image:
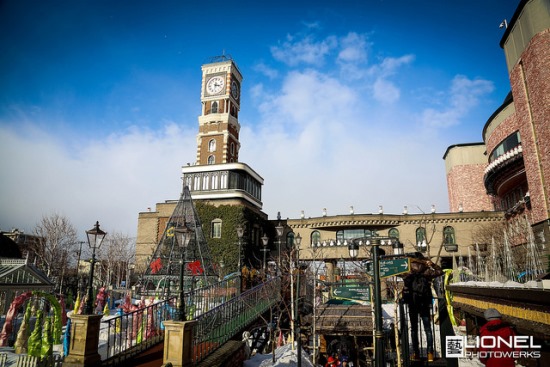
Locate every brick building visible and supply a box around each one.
[445,0,549,265]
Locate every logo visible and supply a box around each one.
[446,336,541,359]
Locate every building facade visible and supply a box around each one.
[136,56,268,274]
[444,0,549,271]
[137,0,550,275]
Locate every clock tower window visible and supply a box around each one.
[211,101,219,113]
[208,139,216,152]
[208,155,215,165]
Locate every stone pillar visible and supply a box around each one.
[62,314,102,367]
[163,320,196,367]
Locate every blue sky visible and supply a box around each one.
[0,0,519,239]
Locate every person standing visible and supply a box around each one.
[479,308,516,367]
[403,259,442,362]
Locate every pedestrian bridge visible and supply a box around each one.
[60,276,282,367]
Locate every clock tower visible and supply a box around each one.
[181,55,264,213]
[197,57,242,165]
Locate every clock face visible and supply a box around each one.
[206,76,225,95]
[231,80,240,99]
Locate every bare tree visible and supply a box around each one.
[97,232,135,288]
[32,213,78,292]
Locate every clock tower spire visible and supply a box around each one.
[197,55,242,165]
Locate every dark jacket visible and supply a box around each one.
[402,259,442,308]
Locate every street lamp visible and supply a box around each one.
[370,238,386,367]
[261,234,269,273]
[392,241,404,255]
[85,221,106,315]
[236,224,244,271]
[417,239,428,253]
[294,233,302,367]
[175,224,193,321]
[127,263,135,290]
[348,241,359,258]
[275,223,284,271]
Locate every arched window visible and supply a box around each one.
[286,232,295,249]
[208,155,215,165]
[211,101,218,113]
[443,226,455,244]
[208,139,216,152]
[211,219,222,238]
[230,142,235,155]
[389,228,399,240]
[416,227,426,244]
[311,231,321,246]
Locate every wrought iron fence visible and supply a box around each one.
[99,297,176,365]
[192,276,281,364]
[98,275,241,364]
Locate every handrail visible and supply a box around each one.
[192,277,282,364]
[99,297,176,365]
[98,276,241,364]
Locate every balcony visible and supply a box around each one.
[483,145,525,196]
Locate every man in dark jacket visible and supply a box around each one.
[403,259,441,362]
[479,308,516,367]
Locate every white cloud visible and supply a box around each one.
[0,122,194,237]
[253,62,279,79]
[421,75,494,128]
[337,32,369,64]
[270,34,338,66]
[372,78,400,104]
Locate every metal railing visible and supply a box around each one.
[99,297,176,365]
[99,275,241,365]
[192,277,282,364]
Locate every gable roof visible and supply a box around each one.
[0,258,54,290]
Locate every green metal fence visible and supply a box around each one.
[192,277,282,364]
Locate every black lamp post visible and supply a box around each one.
[370,238,385,367]
[348,241,359,258]
[261,234,269,273]
[175,224,193,321]
[275,223,284,271]
[417,239,428,253]
[236,225,244,271]
[392,240,404,255]
[85,221,106,315]
[294,233,302,367]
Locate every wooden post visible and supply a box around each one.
[62,314,102,367]
[163,320,196,367]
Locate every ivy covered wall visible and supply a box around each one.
[194,202,275,274]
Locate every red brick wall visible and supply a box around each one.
[447,164,493,212]
[484,30,550,224]
[508,30,550,224]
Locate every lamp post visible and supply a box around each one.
[392,240,404,255]
[126,263,135,290]
[236,225,244,271]
[294,233,302,367]
[311,242,319,365]
[348,241,359,258]
[261,234,269,274]
[85,221,106,315]
[371,238,385,367]
[175,224,193,321]
[275,223,284,272]
[417,239,428,253]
